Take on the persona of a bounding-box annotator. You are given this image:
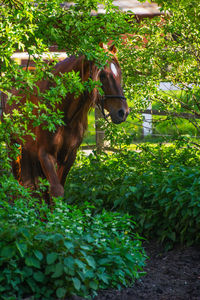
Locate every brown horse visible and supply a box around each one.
[2,46,129,200]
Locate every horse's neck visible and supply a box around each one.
[62,90,95,129]
[58,57,98,127]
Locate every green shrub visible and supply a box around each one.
[65,145,200,248]
[0,196,146,300]
[122,165,200,248]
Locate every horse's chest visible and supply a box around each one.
[56,124,85,159]
[65,124,84,146]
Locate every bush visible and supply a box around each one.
[65,145,200,248]
[0,196,146,300]
[123,164,200,248]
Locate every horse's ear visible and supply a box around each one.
[109,44,117,54]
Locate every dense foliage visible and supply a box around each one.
[65,145,200,249]
[103,0,200,147]
[0,197,146,299]
[1,0,200,297]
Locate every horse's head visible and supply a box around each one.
[97,45,129,124]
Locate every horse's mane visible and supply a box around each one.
[51,55,99,126]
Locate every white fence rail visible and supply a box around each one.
[142,82,186,136]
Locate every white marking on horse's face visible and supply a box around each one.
[110,62,118,77]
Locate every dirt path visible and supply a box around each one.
[71,242,200,300]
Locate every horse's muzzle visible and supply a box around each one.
[111,108,129,124]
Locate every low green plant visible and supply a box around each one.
[65,145,200,248]
[0,195,146,300]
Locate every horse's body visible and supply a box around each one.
[2,47,129,200]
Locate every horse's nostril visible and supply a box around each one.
[118,109,125,119]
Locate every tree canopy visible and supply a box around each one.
[117,0,200,145]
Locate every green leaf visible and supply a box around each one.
[125,253,135,263]
[89,280,98,290]
[25,257,40,269]
[56,287,67,298]
[64,241,74,253]
[52,233,64,243]
[85,269,95,279]
[64,241,74,249]
[75,258,86,270]
[168,231,176,242]
[0,286,6,292]
[85,255,96,269]
[34,250,43,261]
[19,227,30,239]
[98,258,111,266]
[80,245,91,251]
[72,277,81,291]
[129,186,137,193]
[0,246,15,259]
[51,262,63,278]
[64,266,75,276]
[35,234,48,241]
[15,242,27,257]
[33,271,45,282]
[45,264,55,275]
[64,256,74,269]
[23,266,33,277]
[46,252,58,264]
[27,277,37,292]
[98,273,109,284]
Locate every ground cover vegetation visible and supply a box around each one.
[0,197,146,299]
[65,144,200,250]
[1,0,200,299]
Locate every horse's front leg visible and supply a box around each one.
[38,148,64,198]
[57,148,78,187]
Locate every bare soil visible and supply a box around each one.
[71,241,200,300]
